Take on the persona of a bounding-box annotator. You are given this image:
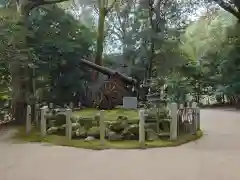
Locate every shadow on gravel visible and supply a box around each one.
[221,109,240,112]
[202,108,240,113]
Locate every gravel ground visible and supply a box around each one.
[0,109,240,180]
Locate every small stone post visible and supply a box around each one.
[192,102,197,134]
[139,109,145,147]
[26,105,31,134]
[66,109,72,140]
[49,103,53,109]
[35,103,39,127]
[179,104,184,109]
[196,107,200,130]
[78,102,82,108]
[170,103,178,140]
[99,110,105,145]
[40,106,48,137]
[69,102,74,109]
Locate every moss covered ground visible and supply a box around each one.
[13,127,203,150]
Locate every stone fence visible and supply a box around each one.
[25,102,200,146]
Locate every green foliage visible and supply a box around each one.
[0,5,96,106]
[29,6,96,104]
[2,0,240,108]
[14,126,203,149]
[73,108,139,121]
[0,7,31,99]
[182,10,237,61]
[181,8,240,104]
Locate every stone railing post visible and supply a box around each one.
[49,103,53,109]
[69,102,74,109]
[35,103,39,127]
[170,103,178,140]
[99,110,105,145]
[179,104,184,109]
[65,109,72,140]
[40,106,48,137]
[192,102,197,134]
[26,105,32,134]
[196,106,200,130]
[139,109,145,147]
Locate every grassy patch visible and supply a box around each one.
[13,127,203,150]
[73,108,139,121]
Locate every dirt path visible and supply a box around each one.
[0,109,240,180]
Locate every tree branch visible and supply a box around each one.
[29,0,68,5]
[93,4,99,15]
[26,0,69,13]
[5,0,13,7]
[212,0,240,20]
[106,0,117,14]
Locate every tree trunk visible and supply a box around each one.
[9,1,30,125]
[93,2,107,81]
[8,0,33,125]
[7,0,69,125]
[11,102,27,125]
[146,0,154,80]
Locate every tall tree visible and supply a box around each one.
[0,0,68,124]
[93,0,116,80]
[28,5,95,105]
[181,8,240,104]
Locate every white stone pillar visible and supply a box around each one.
[49,103,53,109]
[179,104,184,109]
[66,109,72,140]
[139,109,145,147]
[99,110,105,145]
[170,103,178,140]
[26,105,31,134]
[69,102,74,109]
[40,106,48,137]
[35,103,39,127]
[192,102,197,133]
[196,107,200,130]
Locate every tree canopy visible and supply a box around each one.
[1,0,240,124]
